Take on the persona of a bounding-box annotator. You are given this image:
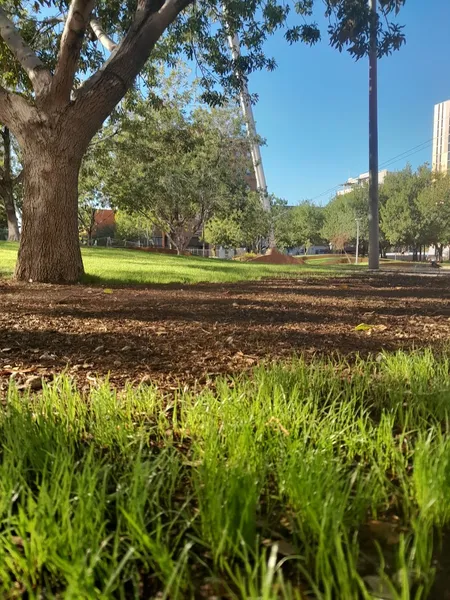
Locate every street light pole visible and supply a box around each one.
[355,218,361,265]
[368,0,380,270]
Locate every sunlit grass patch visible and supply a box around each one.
[1,349,450,597]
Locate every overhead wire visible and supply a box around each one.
[310,137,435,204]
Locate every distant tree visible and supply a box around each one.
[115,211,156,246]
[380,165,432,259]
[271,198,295,249]
[272,200,325,251]
[290,201,325,251]
[322,186,369,252]
[0,127,21,241]
[204,215,244,250]
[77,198,104,246]
[78,137,112,245]
[204,192,269,251]
[416,174,450,260]
[98,102,252,254]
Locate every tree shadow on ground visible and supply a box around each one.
[1,272,450,391]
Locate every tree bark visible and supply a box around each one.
[15,140,84,283]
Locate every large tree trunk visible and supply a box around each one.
[15,142,84,283]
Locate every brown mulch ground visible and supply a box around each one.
[1,273,450,393]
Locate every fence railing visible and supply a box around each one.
[81,236,165,248]
[188,248,214,258]
[0,233,238,261]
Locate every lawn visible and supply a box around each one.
[1,350,450,598]
[2,242,450,598]
[0,242,349,285]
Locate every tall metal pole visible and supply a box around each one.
[355,218,361,265]
[368,0,380,270]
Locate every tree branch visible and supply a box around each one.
[88,128,119,149]
[0,86,35,136]
[74,0,193,134]
[90,19,117,52]
[0,7,52,96]
[51,0,96,105]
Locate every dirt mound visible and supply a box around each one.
[250,248,304,265]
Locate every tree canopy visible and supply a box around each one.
[416,175,450,256]
[322,186,368,251]
[1,1,407,105]
[204,191,270,251]
[0,0,407,282]
[380,165,432,249]
[316,165,450,260]
[87,99,253,253]
[271,200,325,250]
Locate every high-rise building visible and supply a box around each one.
[432,100,450,173]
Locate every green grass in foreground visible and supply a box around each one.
[2,350,450,598]
[0,242,352,285]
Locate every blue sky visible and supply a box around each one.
[243,1,450,206]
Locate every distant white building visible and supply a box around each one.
[432,99,450,174]
[337,169,388,196]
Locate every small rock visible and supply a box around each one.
[11,535,24,549]
[18,376,43,391]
